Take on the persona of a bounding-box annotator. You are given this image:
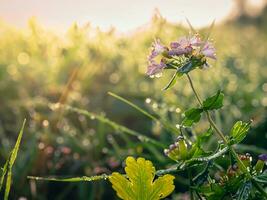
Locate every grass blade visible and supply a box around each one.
[60,104,165,148]
[27,174,109,182]
[108,92,158,121]
[108,92,178,134]
[0,158,9,191]
[4,119,26,200]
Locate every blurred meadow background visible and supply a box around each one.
[0,0,267,199]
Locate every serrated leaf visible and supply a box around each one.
[109,156,175,200]
[236,181,252,200]
[202,91,224,110]
[230,121,250,144]
[254,172,267,184]
[182,108,203,126]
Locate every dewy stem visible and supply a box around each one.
[186,74,251,177]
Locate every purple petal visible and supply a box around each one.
[146,60,166,76]
[168,46,192,56]
[259,154,267,161]
[202,42,216,59]
[190,35,203,47]
[170,41,180,49]
[148,39,166,60]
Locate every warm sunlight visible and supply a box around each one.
[1,0,235,31]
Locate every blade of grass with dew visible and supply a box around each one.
[0,157,9,191]
[3,119,26,200]
[27,174,109,182]
[60,104,165,148]
[108,92,178,134]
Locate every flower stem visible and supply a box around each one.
[186,74,227,143]
[186,74,248,173]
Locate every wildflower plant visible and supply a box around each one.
[28,23,267,200]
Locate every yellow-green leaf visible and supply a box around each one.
[109,156,175,200]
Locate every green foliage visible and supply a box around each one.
[196,127,213,145]
[230,121,251,144]
[0,13,266,199]
[182,91,224,127]
[182,108,203,126]
[163,71,182,90]
[254,172,267,184]
[0,119,26,200]
[236,181,252,200]
[202,90,224,111]
[109,156,175,200]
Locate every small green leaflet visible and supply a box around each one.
[202,90,224,111]
[182,108,203,126]
[230,121,251,144]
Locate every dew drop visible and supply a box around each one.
[145,98,151,104]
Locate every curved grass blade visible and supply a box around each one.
[61,104,165,148]
[108,92,177,134]
[27,174,109,182]
[108,92,158,121]
[3,119,26,200]
[0,157,9,191]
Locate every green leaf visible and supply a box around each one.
[203,90,224,110]
[3,119,26,200]
[236,181,252,200]
[197,127,213,146]
[182,108,203,126]
[109,156,175,200]
[193,162,213,186]
[230,121,251,144]
[254,172,267,184]
[177,61,196,74]
[163,71,182,90]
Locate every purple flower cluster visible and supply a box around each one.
[147,34,216,76]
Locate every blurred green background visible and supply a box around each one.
[0,0,267,199]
